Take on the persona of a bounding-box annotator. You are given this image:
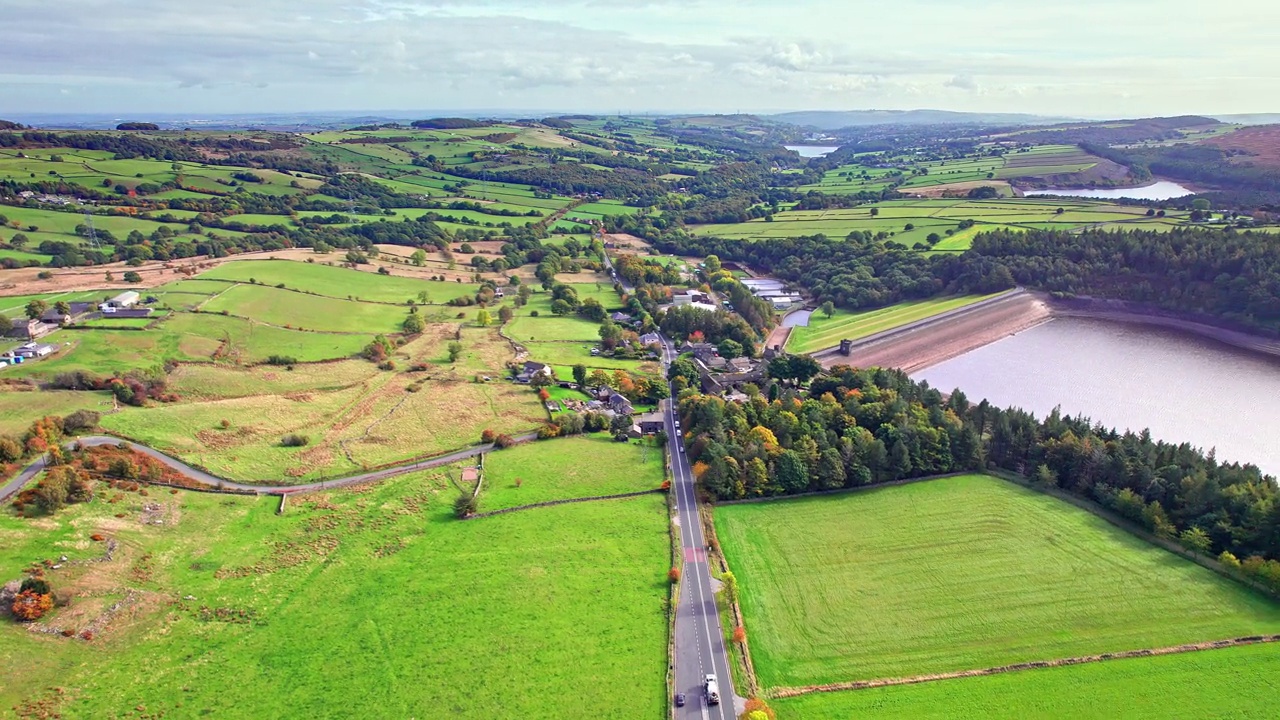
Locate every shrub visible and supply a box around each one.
[481,429,497,443]
[280,434,310,447]
[537,424,560,440]
[493,434,516,449]
[732,625,747,644]
[11,590,53,621]
[220,419,231,429]
[453,492,478,518]
[668,567,681,583]
[265,354,298,366]
[20,577,51,596]
[378,360,396,371]
[740,698,776,720]
[61,409,100,433]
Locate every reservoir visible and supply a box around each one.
[1022,180,1193,201]
[914,316,1280,476]
[786,145,840,158]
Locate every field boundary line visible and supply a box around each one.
[703,503,761,699]
[465,488,662,519]
[768,634,1280,698]
[716,472,969,506]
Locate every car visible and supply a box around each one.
[675,693,686,707]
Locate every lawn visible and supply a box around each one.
[480,434,666,511]
[772,641,1280,719]
[714,474,1280,688]
[199,259,479,305]
[0,389,114,435]
[786,293,1002,354]
[0,468,670,719]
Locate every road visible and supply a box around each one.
[0,433,536,504]
[661,337,739,719]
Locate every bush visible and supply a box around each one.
[20,577,51,596]
[61,409,100,433]
[668,567,681,583]
[493,434,516,449]
[481,429,497,443]
[378,360,396,371]
[265,354,298,366]
[280,434,310,447]
[453,492,478,518]
[11,590,53,621]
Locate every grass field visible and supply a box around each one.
[786,293,1001,354]
[0,465,669,718]
[0,389,114,435]
[772,641,1280,719]
[201,284,407,334]
[198,259,480,305]
[480,435,665,511]
[98,326,545,481]
[714,474,1280,688]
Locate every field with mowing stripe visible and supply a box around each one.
[714,475,1280,688]
[479,434,666,511]
[786,293,1001,354]
[0,466,669,719]
[772,641,1280,719]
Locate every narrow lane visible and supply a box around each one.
[663,337,738,720]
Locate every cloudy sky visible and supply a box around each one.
[2,0,1276,117]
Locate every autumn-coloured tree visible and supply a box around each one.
[481,429,497,443]
[732,625,747,644]
[537,388,550,402]
[668,567,681,584]
[739,698,776,720]
[11,590,53,622]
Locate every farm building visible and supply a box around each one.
[7,319,57,341]
[607,392,634,416]
[14,342,58,358]
[99,290,140,311]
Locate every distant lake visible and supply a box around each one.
[914,317,1280,475]
[1022,181,1194,201]
[786,145,840,158]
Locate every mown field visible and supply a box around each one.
[772,641,1280,719]
[786,293,1002,354]
[0,460,670,719]
[714,474,1280,688]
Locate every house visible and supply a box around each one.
[8,319,57,341]
[514,361,553,383]
[493,288,505,299]
[635,411,665,435]
[680,342,718,363]
[639,332,662,347]
[39,302,93,325]
[728,357,755,373]
[610,311,634,325]
[607,392,634,416]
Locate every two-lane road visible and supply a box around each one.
[662,337,739,720]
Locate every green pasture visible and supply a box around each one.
[479,435,665,511]
[0,468,669,719]
[773,642,1280,719]
[197,259,478,304]
[200,284,406,334]
[787,294,1002,354]
[714,474,1280,688]
[0,389,114,436]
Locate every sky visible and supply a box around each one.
[2,0,1277,118]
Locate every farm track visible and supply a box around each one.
[0,432,538,501]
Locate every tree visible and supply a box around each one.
[716,339,743,360]
[447,341,463,362]
[454,492,479,518]
[721,571,740,604]
[550,298,572,315]
[704,254,722,274]
[10,233,28,248]
[732,625,746,644]
[576,297,607,322]
[1180,526,1212,557]
[417,290,431,304]
[410,249,427,266]
[598,320,623,350]
[775,450,809,493]
[819,300,835,319]
[572,364,588,387]
[889,438,913,480]
[403,313,425,334]
[475,309,491,326]
[33,470,70,514]
[1034,463,1057,487]
[123,271,142,283]
[498,305,514,324]
[817,448,846,489]
[25,299,48,320]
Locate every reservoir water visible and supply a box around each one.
[1022,181,1193,201]
[786,145,840,158]
[913,317,1280,475]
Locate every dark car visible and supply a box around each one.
[675,693,686,707]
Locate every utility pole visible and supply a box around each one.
[83,210,100,250]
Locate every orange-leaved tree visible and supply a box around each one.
[12,590,53,622]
